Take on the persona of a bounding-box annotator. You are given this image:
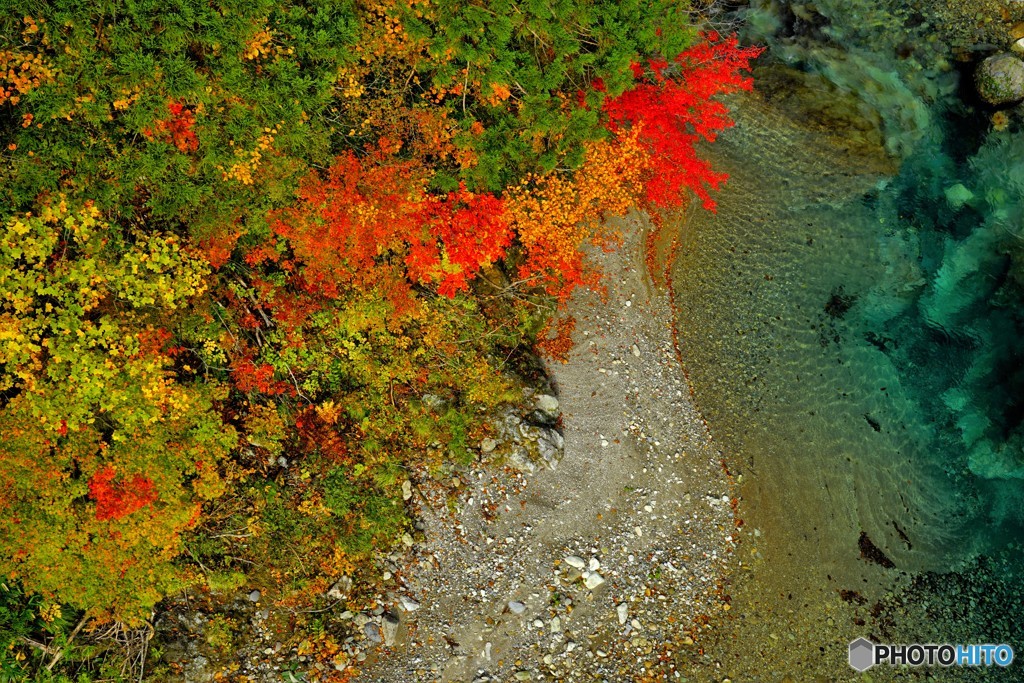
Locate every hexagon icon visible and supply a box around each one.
[849,638,875,672]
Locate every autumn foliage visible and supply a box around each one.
[88,467,159,521]
[267,149,512,301]
[0,1,760,677]
[142,101,200,153]
[604,34,764,211]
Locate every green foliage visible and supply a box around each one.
[397,0,697,190]
[1,0,360,236]
[205,571,248,593]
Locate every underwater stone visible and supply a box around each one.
[943,183,974,208]
[975,53,1024,105]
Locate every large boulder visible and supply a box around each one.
[975,53,1024,105]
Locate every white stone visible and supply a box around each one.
[535,394,559,414]
[588,557,601,571]
[616,603,628,625]
[583,572,605,590]
[564,555,586,570]
[399,596,420,612]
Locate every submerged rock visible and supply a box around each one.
[975,53,1024,105]
[381,612,400,646]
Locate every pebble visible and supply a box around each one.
[583,572,605,589]
[508,600,526,614]
[616,603,628,624]
[564,555,586,570]
[399,596,420,612]
[632,344,641,357]
[248,590,261,602]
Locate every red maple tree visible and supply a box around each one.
[87,467,159,521]
[603,33,763,211]
[142,101,199,153]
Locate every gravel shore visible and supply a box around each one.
[356,213,737,682]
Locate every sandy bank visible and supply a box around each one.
[356,213,736,682]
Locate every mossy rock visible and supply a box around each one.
[975,53,1024,104]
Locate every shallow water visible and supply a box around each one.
[670,3,1024,675]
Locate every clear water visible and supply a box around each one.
[669,0,1024,678]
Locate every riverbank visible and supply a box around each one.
[355,215,738,682]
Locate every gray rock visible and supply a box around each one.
[480,437,498,453]
[399,595,421,612]
[401,480,413,501]
[327,576,352,600]
[381,612,400,646]
[505,445,538,474]
[535,394,559,415]
[583,572,605,589]
[184,655,214,683]
[248,590,261,602]
[508,600,526,614]
[503,411,522,432]
[533,394,560,426]
[976,53,1024,104]
[422,393,445,410]
[364,622,382,643]
[518,422,541,441]
[536,429,564,466]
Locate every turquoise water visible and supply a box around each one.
[671,0,1024,678]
